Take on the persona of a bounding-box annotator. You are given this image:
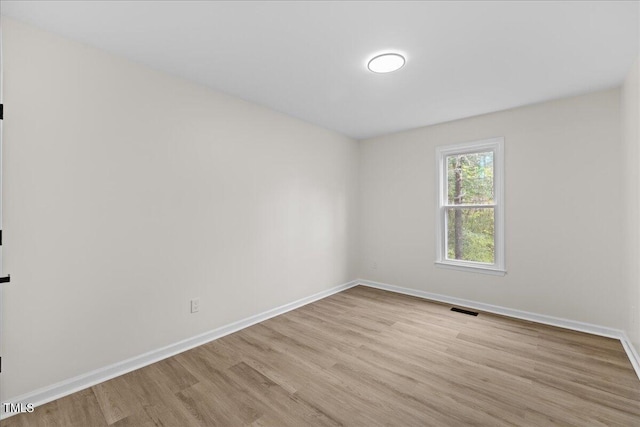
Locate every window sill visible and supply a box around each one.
[435,261,506,276]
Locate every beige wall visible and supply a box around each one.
[0,18,359,399]
[358,89,625,329]
[623,58,640,352]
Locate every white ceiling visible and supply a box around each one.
[2,1,638,139]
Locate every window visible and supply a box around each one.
[435,137,505,275]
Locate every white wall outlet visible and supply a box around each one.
[372,262,377,270]
[190,298,200,313]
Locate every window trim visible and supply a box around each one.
[435,137,506,276]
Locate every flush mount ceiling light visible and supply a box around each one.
[367,53,405,73]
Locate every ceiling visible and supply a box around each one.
[1,1,638,140]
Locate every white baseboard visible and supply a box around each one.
[4,277,639,419]
[357,279,640,381]
[620,331,640,380]
[0,280,359,419]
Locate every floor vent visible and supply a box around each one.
[451,307,478,316]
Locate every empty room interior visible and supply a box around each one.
[1,1,640,425]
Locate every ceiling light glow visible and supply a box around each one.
[367,53,405,73]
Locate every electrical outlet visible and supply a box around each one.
[372,262,377,270]
[190,298,200,313]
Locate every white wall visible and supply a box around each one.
[359,89,625,329]
[0,13,636,407]
[0,18,359,400]
[623,58,640,352]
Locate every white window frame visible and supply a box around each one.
[435,137,505,276]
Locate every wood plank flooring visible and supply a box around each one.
[3,286,640,426]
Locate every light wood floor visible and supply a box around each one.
[4,286,640,426]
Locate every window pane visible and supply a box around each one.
[447,151,494,205]
[446,207,495,263]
